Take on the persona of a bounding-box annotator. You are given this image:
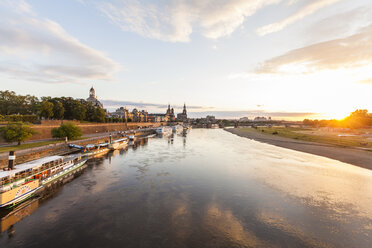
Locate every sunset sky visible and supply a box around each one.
[0,0,371,120]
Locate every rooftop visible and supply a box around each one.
[0,155,64,179]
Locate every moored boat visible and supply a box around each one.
[172,125,183,134]
[156,126,172,136]
[84,142,110,157]
[108,137,128,150]
[0,155,87,208]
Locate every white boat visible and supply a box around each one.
[156,126,172,136]
[0,155,87,208]
[108,137,128,150]
[84,143,110,157]
[172,125,183,134]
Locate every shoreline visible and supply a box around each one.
[225,128,372,170]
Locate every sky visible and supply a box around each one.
[0,0,371,120]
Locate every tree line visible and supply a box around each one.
[303,109,372,129]
[0,90,106,123]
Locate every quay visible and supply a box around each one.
[0,127,157,169]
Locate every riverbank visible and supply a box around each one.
[0,128,156,168]
[226,128,372,170]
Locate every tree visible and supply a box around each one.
[343,109,372,128]
[0,122,36,145]
[71,101,86,121]
[51,123,82,140]
[93,107,106,122]
[40,100,54,119]
[53,101,65,120]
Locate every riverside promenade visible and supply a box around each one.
[0,128,156,168]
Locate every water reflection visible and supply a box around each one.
[0,129,371,248]
[0,137,151,237]
[0,167,86,236]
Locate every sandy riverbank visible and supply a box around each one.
[226,128,372,170]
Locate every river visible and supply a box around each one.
[1,129,371,247]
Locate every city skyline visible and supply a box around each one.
[0,0,371,120]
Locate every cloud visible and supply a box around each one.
[254,25,372,74]
[358,78,372,84]
[257,0,342,36]
[101,99,209,111]
[0,0,119,84]
[97,0,281,42]
[304,6,372,43]
[188,110,317,119]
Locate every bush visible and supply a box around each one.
[51,123,82,140]
[4,115,39,124]
[272,131,278,135]
[0,122,36,145]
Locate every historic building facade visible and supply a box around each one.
[111,107,148,122]
[165,104,176,122]
[86,86,103,108]
[177,103,188,122]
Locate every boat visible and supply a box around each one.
[0,155,87,208]
[108,137,128,150]
[84,142,110,157]
[172,125,183,134]
[155,126,172,136]
[146,133,156,138]
[40,155,88,185]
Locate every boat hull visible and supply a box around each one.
[0,180,41,208]
[41,159,88,186]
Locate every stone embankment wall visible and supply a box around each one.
[0,134,113,169]
[0,127,156,169]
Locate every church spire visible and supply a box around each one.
[183,103,187,114]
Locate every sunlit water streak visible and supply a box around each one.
[0,129,371,248]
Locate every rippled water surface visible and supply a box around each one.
[1,129,372,248]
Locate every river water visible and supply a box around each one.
[1,129,372,248]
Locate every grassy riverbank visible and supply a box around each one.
[0,140,65,153]
[238,127,372,149]
[226,128,372,170]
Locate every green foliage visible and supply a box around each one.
[71,101,86,121]
[303,109,372,129]
[40,100,54,119]
[0,90,40,115]
[4,115,39,123]
[86,103,105,122]
[0,122,36,145]
[51,123,82,140]
[52,101,65,120]
[0,91,106,123]
[0,114,4,121]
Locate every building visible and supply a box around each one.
[165,104,176,122]
[206,115,215,122]
[239,117,249,122]
[177,103,188,122]
[86,86,103,108]
[111,107,148,122]
[254,116,271,122]
[132,108,148,122]
[112,107,129,119]
[148,114,166,122]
